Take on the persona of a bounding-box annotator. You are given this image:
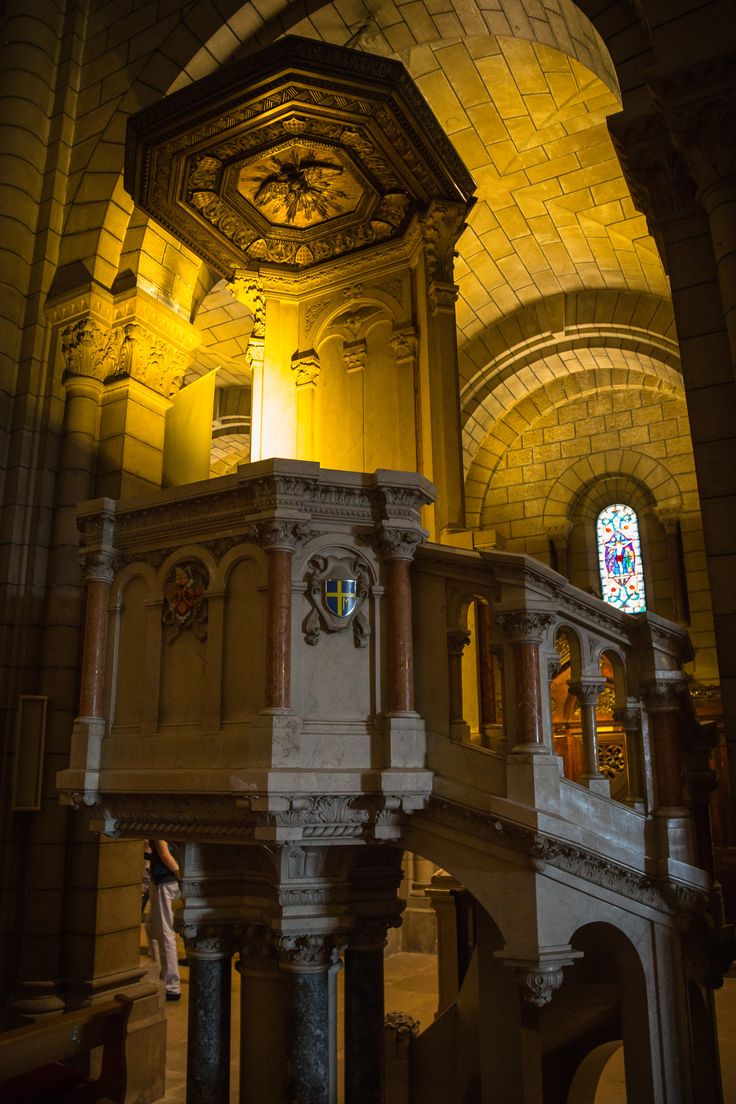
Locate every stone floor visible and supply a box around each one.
[149,935,736,1103]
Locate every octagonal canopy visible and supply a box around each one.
[124,35,476,274]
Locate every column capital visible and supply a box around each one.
[291,348,321,387]
[568,677,607,706]
[276,932,339,971]
[348,915,401,952]
[255,518,312,552]
[495,610,553,644]
[613,703,642,731]
[61,316,187,398]
[374,526,425,561]
[390,325,418,367]
[421,200,467,282]
[447,628,471,657]
[181,921,239,958]
[608,108,699,237]
[643,677,687,712]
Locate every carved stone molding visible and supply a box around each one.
[419,797,709,916]
[428,282,459,314]
[292,349,321,387]
[613,705,642,731]
[495,610,553,644]
[643,678,687,712]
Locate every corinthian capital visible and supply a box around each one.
[495,610,553,643]
[422,201,467,282]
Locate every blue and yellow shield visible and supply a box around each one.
[324,578,357,618]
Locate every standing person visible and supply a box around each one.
[149,839,182,1002]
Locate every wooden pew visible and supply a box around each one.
[0,993,131,1104]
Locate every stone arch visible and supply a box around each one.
[565,921,656,1104]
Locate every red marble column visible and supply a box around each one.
[497,612,553,749]
[477,601,497,728]
[384,554,415,715]
[78,552,114,719]
[447,629,471,733]
[265,545,293,711]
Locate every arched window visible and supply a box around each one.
[596,503,646,613]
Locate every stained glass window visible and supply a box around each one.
[596,503,646,613]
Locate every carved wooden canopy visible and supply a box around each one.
[124,36,475,275]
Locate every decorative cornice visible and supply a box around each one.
[419,797,708,916]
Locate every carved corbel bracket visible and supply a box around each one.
[497,946,583,1007]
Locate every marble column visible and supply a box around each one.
[278,933,335,1104]
[447,628,471,741]
[568,678,609,794]
[476,601,497,733]
[238,927,286,1104]
[345,918,395,1104]
[378,531,421,714]
[496,612,553,751]
[78,549,115,721]
[182,925,234,1104]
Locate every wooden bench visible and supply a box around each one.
[0,994,131,1104]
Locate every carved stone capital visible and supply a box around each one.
[276,932,336,970]
[255,518,312,552]
[374,526,425,561]
[343,339,366,373]
[643,678,686,712]
[390,325,417,365]
[349,914,401,951]
[613,704,642,731]
[181,922,239,958]
[428,281,459,314]
[230,271,266,338]
[60,317,186,397]
[81,550,115,585]
[609,109,698,235]
[653,506,681,535]
[447,629,471,657]
[545,520,573,550]
[292,348,321,387]
[384,1010,420,1038]
[495,610,553,644]
[568,678,607,707]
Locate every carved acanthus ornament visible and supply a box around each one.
[568,679,606,707]
[254,519,313,552]
[495,610,553,644]
[181,922,239,958]
[613,705,642,732]
[515,967,566,1007]
[643,677,687,712]
[375,527,425,561]
[291,349,321,387]
[422,202,467,282]
[61,318,186,397]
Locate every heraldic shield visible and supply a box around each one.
[303,553,371,646]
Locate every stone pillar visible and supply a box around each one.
[426,871,463,1015]
[613,703,647,810]
[277,933,336,1104]
[182,924,234,1104]
[568,678,609,795]
[378,530,422,715]
[610,102,736,802]
[345,917,396,1104]
[237,927,286,1104]
[654,507,690,623]
[496,612,553,751]
[447,629,471,742]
